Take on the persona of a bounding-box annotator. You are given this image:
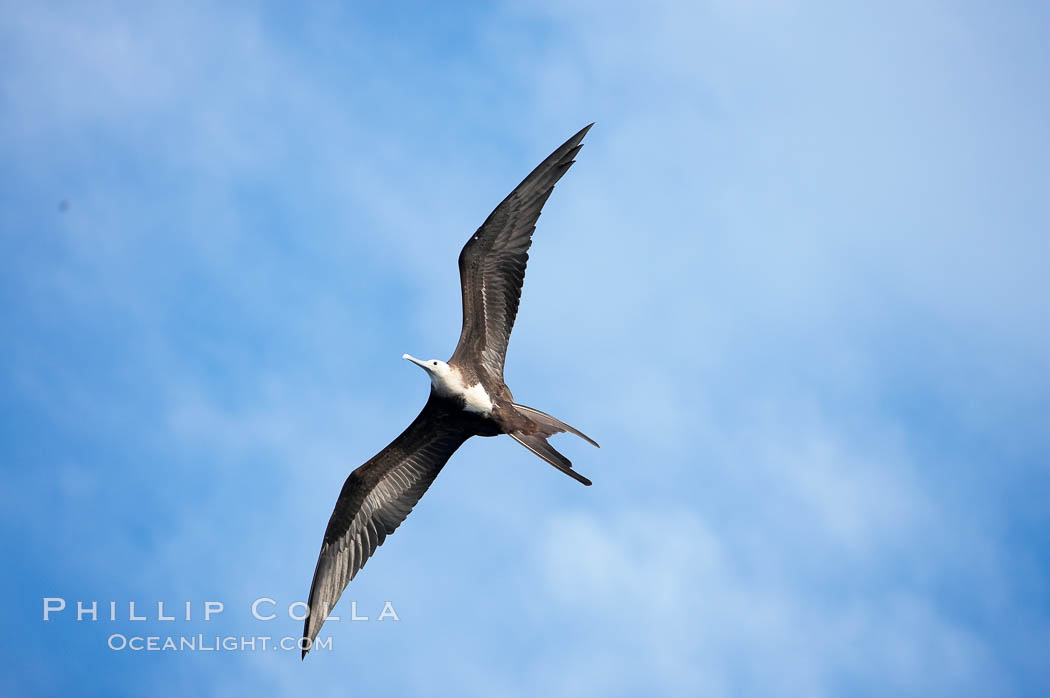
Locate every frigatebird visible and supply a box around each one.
[302,124,598,657]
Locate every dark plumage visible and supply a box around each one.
[302,125,597,657]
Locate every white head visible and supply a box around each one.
[402,354,453,388]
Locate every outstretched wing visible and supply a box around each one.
[302,393,472,657]
[450,124,592,381]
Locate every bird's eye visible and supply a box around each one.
[432,361,438,366]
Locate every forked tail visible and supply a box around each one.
[509,403,599,486]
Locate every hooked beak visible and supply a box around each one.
[402,354,429,371]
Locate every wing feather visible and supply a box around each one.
[450,125,592,380]
[302,394,472,656]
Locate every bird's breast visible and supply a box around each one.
[459,382,495,414]
[435,368,494,415]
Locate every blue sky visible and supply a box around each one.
[2,1,1048,695]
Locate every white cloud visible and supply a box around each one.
[534,505,1002,697]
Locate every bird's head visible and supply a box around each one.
[402,354,453,385]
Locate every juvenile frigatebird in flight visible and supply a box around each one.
[302,125,598,657]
